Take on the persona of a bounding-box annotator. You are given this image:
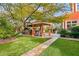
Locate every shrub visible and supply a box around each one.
[70,32,79,38]
[59,29,70,37]
[71,26,79,32]
[70,26,79,38]
[0,28,16,39]
[0,17,16,39]
[59,26,79,38]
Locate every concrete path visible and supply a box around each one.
[61,37,79,41]
[22,34,60,56]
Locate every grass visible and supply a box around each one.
[0,36,47,56]
[40,38,79,56]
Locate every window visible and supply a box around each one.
[67,22,71,25]
[72,21,77,27]
[72,21,77,23]
[77,3,79,11]
[67,21,77,29]
[67,21,71,29]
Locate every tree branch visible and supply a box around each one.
[24,4,41,28]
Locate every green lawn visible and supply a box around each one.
[40,38,79,56]
[0,36,47,56]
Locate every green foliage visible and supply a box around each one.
[59,26,79,38]
[48,15,68,23]
[0,3,68,33]
[0,17,15,39]
[31,4,66,23]
[59,29,70,37]
[71,26,79,32]
[0,4,35,32]
[45,27,50,32]
[59,29,67,35]
[70,32,79,38]
[70,26,79,38]
[0,4,34,21]
[12,4,34,21]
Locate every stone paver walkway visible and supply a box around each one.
[22,34,60,56]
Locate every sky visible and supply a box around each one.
[0,6,4,12]
[54,3,72,16]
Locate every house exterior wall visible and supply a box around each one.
[63,19,79,29]
[63,3,79,29]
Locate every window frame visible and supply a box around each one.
[67,20,77,29]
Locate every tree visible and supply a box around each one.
[0,3,35,32]
[0,16,15,39]
[31,4,66,23]
[0,3,68,33]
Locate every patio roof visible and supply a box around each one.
[28,22,52,27]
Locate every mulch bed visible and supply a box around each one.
[0,37,16,44]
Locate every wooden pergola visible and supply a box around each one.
[28,22,53,37]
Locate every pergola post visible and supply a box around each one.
[32,24,35,37]
[40,24,44,38]
[49,24,51,36]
